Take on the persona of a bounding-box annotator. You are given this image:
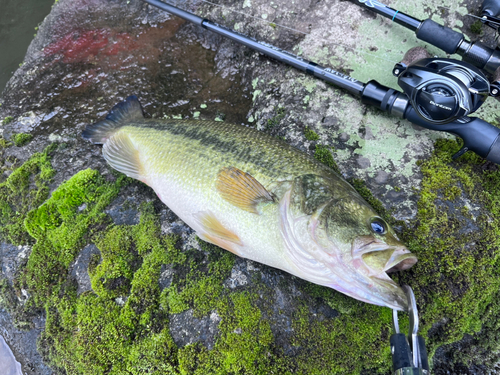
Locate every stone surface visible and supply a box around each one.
[1,0,500,374]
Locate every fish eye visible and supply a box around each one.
[370,218,387,235]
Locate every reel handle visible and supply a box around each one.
[404,106,500,163]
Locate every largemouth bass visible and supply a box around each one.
[82,96,417,310]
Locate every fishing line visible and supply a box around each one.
[438,5,500,28]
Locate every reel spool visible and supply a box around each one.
[393,48,490,125]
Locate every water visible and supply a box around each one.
[0,0,54,92]
[0,335,23,375]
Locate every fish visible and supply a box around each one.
[82,96,417,310]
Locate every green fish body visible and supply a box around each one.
[82,96,417,310]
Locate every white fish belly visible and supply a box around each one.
[148,174,294,273]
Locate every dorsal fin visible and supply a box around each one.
[82,95,144,144]
[216,167,274,214]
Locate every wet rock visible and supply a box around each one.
[169,309,220,350]
[356,155,371,169]
[158,264,174,290]
[69,244,101,295]
[1,0,500,373]
[105,195,141,226]
[0,309,51,375]
[1,243,30,283]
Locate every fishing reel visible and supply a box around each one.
[480,0,500,96]
[392,48,490,125]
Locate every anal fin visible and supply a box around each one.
[194,211,242,255]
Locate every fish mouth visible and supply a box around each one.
[352,237,418,310]
[355,237,417,276]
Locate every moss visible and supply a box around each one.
[22,169,127,309]
[7,136,500,373]
[0,278,17,313]
[289,299,392,374]
[304,126,320,141]
[266,107,285,130]
[396,139,500,368]
[0,137,11,148]
[12,133,33,147]
[314,144,341,175]
[0,144,56,244]
[160,240,234,316]
[2,116,13,125]
[470,20,483,34]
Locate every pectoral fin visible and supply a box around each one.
[102,131,147,183]
[216,166,274,214]
[194,211,242,255]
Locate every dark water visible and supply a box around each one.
[0,0,54,92]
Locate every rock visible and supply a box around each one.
[1,0,500,374]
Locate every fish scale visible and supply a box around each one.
[82,95,418,310]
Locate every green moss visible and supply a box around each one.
[0,137,11,148]
[161,240,234,316]
[0,144,55,244]
[2,116,13,125]
[12,133,33,147]
[0,278,17,313]
[396,139,500,368]
[304,126,320,141]
[266,107,285,130]
[7,136,500,373]
[470,20,483,34]
[22,169,127,309]
[314,144,341,175]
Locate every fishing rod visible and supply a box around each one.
[141,0,500,164]
[351,0,500,94]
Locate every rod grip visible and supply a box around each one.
[416,19,464,54]
[486,133,500,163]
[404,107,500,163]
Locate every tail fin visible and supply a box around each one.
[82,95,144,144]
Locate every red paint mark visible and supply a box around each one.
[41,19,185,84]
[43,29,141,64]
